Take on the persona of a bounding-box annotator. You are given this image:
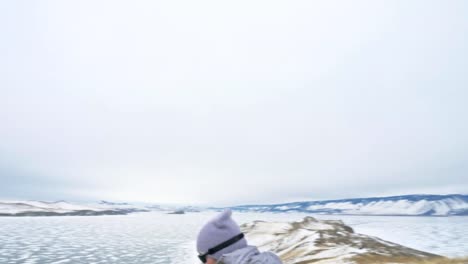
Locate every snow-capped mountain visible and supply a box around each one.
[242,217,463,264]
[229,194,468,216]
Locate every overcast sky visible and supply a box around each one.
[1,1,467,206]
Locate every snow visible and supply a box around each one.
[294,246,367,264]
[23,201,103,211]
[275,205,293,210]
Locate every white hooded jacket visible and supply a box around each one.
[216,245,283,264]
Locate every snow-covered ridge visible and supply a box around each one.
[229,194,468,216]
[0,200,146,216]
[0,200,207,216]
[241,217,462,264]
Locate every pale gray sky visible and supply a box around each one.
[1,1,467,206]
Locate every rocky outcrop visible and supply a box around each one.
[241,216,466,264]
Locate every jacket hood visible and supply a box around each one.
[217,245,283,264]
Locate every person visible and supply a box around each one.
[196,209,283,264]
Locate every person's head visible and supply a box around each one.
[196,209,247,263]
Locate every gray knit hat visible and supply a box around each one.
[196,209,247,260]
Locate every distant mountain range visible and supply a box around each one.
[2,194,467,217]
[226,194,468,216]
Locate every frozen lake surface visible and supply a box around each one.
[0,212,466,263]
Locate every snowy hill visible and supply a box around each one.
[229,194,468,216]
[0,200,207,216]
[242,217,465,264]
[0,200,147,216]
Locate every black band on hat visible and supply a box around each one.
[207,233,244,255]
[198,233,244,262]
